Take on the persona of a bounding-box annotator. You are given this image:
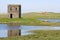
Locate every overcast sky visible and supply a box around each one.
[0,0,60,13]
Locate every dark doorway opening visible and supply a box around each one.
[10,14,12,18]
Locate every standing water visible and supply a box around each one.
[0,23,60,38]
[38,18,60,22]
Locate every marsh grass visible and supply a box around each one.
[0,30,60,40]
[0,18,60,26]
[0,12,60,26]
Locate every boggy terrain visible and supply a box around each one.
[0,12,60,26]
[0,12,60,40]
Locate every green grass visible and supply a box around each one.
[0,12,60,26]
[0,30,60,40]
[0,18,60,26]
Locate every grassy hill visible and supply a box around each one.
[0,14,8,18]
[22,12,60,19]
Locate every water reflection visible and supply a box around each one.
[8,30,21,37]
[7,23,21,37]
[0,23,21,38]
[0,30,7,37]
[0,23,60,38]
[7,23,20,30]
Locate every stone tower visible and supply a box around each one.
[8,5,21,18]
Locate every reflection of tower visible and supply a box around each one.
[8,5,21,18]
[7,23,21,37]
[8,30,21,37]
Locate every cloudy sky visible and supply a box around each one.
[0,0,60,13]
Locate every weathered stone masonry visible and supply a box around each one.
[8,5,21,18]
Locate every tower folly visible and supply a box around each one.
[8,5,21,18]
